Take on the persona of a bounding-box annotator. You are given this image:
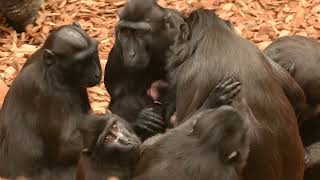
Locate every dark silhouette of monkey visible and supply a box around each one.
[265,35,320,180]
[77,77,241,180]
[104,0,187,140]
[0,23,106,180]
[135,9,305,180]
[76,114,141,180]
[134,78,246,180]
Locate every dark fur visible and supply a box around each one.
[264,35,320,180]
[0,24,103,179]
[137,9,304,180]
[134,77,243,180]
[134,105,250,180]
[0,0,42,32]
[76,114,141,180]
[105,0,186,140]
[77,77,241,180]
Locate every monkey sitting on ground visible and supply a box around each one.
[134,8,305,180]
[0,23,108,180]
[104,0,190,140]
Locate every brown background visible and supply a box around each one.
[0,0,319,112]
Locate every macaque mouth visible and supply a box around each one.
[104,123,131,145]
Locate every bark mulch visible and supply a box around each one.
[0,0,319,113]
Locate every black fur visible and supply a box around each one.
[76,114,141,180]
[146,9,304,180]
[0,24,104,179]
[104,0,186,140]
[264,35,320,180]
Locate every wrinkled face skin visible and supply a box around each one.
[95,116,141,163]
[116,0,181,69]
[117,23,151,69]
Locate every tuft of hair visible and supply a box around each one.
[44,25,89,54]
[119,0,158,21]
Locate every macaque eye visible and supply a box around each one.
[105,134,117,143]
[135,30,145,37]
[112,123,118,131]
[104,121,121,144]
[120,28,131,36]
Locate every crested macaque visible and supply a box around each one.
[136,9,305,180]
[134,78,247,180]
[76,114,141,180]
[104,0,188,140]
[78,76,241,180]
[264,35,320,180]
[0,23,107,180]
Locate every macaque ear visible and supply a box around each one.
[164,11,190,42]
[179,23,190,41]
[72,21,82,29]
[43,49,56,66]
[197,106,250,166]
[280,62,296,76]
[215,109,250,166]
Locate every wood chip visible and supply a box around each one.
[0,79,9,108]
[0,0,319,114]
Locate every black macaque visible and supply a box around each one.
[264,35,320,180]
[134,78,248,180]
[76,77,240,180]
[104,0,186,140]
[0,23,106,180]
[0,0,42,32]
[138,9,305,180]
[76,114,141,180]
[134,106,249,180]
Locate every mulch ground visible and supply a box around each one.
[0,0,319,113]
